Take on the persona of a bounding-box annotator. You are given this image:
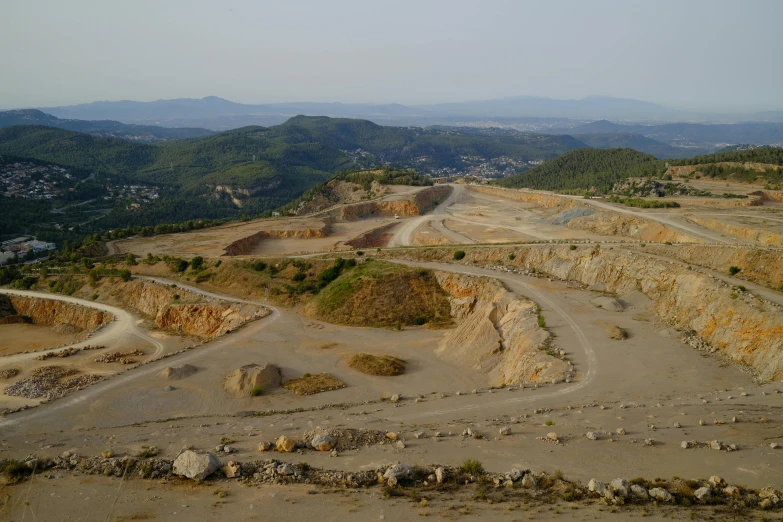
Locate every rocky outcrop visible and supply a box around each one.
[223,224,330,256]
[3,295,113,332]
[388,245,783,381]
[105,280,269,339]
[686,217,783,246]
[345,222,398,248]
[223,362,282,396]
[434,272,569,385]
[568,211,701,243]
[337,185,452,220]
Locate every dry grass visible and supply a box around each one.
[283,373,346,395]
[348,353,406,376]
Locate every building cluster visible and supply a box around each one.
[1,161,73,199]
[0,236,56,265]
[103,183,160,206]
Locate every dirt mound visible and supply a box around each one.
[601,323,628,340]
[223,362,282,396]
[348,353,406,376]
[591,296,626,312]
[619,290,652,310]
[159,364,198,380]
[283,373,346,395]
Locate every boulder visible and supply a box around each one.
[386,432,398,441]
[586,431,599,440]
[709,440,722,450]
[610,478,629,498]
[223,362,281,396]
[277,463,293,476]
[390,394,400,403]
[505,468,524,481]
[521,473,538,488]
[694,487,711,501]
[723,485,740,497]
[276,435,296,453]
[383,462,414,482]
[619,290,651,311]
[615,428,626,436]
[310,433,337,451]
[630,484,649,498]
[222,461,242,478]
[708,476,725,488]
[173,451,221,481]
[499,426,511,436]
[649,487,673,502]
[435,467,445,484]
[588,479,607,495]
[258,441,272,452]
[546,432,559,442]
[159,364,198,381]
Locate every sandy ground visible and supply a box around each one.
[0,323,83,355]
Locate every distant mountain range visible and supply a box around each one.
[0,109,214,142]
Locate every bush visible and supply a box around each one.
[190,256,204,270]
[214,259,222,267]
[0,459,32,484]
[125,253,137,266]
[412,316,427,326]
[292,272,306,282]
[356,251,364,256]
[250,386,263,397]
[171,259,188,273]
[453,250,466,260]
[569,245,577,250]
[508,253,516,260]
[253,260,268,272]
[460,459,484,475]
[118,269,132,282]
[729,266,741,275]
[538,315,546,328]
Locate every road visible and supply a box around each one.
[387,184,465,247]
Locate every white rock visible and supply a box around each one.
[310,433,337,451]
[499,426,511,436]
[383,462,414,482]
[586,431,599,440]
[173,451,222,481]
[435,467,445,484]
[694,487,712,501]
[610,478,629,498]
[649,487,673,502]
[630,484,649,498]
[588,479,607,495]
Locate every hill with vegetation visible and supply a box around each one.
[0,109,214,142]
[494,148,664,194]
[573,133,710,159]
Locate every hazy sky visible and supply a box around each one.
[2,0,782,111]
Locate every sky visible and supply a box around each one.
[2,0,782,112]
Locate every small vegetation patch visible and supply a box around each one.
[284,373,346,396]
[729,265,741,275]
[453,250,466,260]
[348,353,406,376]
[460,459,484,475]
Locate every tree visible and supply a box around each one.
[118,269,132,282]
[125,253,137,266]
[190,256,204,270]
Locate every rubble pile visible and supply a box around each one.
[95,350,145,364]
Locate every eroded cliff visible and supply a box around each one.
[3,295,113,332]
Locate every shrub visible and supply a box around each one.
[736,285,746,292]
[538,315,546,328]
[125,253,137,266]
[0,459,32,484]
[292,272,306,282]
[190,256,204,270]
[453,250,466,260]
[253,260,268,272]
[356,251,364,256]
[729,266,741,275]
[215,260,222,267]
[545,420,555,426]
[118,269,132,282]
[172,259,189,273]
[460,459,484,475]
[299,462,311,472]
[508,253,516,260]
[569,245,577,250]
[250,386,263,397]
[412,316,426,326]
[730,293,738,299]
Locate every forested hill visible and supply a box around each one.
[494,148,664,194]
[573,133,710,159]
[667,146,783,166]
[0,109,214,141]
[0,116,587,240]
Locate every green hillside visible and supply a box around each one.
[573,133,710,159]
[494,148,665,194]
[668,146,783,166]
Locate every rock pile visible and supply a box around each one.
[0,368,20,380]
[95,350,145,364]
[35,347,80,360]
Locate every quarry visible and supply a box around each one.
[1,179,782,521]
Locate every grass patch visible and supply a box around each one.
[348,353,406,376]
[249,386,263,396]
[283,373,346,396]
[0,459,32,484]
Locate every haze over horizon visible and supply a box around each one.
[2,0,782,113]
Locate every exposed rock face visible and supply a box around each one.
[434,272,568,385]
[223,224,329,256]
[107,280,268,339]
[172,451,221,481]
[345,222,398,249]
[223,362,282,396]
[389,245,783,381]
[687,217,783,246]
[337,185,452,221]
[3,295,113,332]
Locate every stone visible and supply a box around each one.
[694,487,711,501]
[499,426,511,436]
[223,362,281,396]
[649,487,673,502]
[386,432,398,441]
[222,461,242,478]
[708,476,725,488]
[172,451,221,481]
[610,478,629,498]
[771,443,780,449]
[586,431,599,440]
[630,484,649,498]
[503,480,514,488]
[277,463,293,476]
[258,441,272,452]
[616,428,626,435]
[644,438,654,446]
[330,449,339,457]
[390,394,400,403]
[673,422,681,428]
[505,468,524,481]
[546,432,559,442]
[101,450,113,458]
[435,467,445,484]
[383,462,414,482]
[709,440,722,451]
[588,479,607,495]
[699,419,706,426]
[521,473,538,488]
[759,487,780,505]
[681,440,692,449]
[276,435,296,453]
[310,433,337,452]
[395,440,406,449]
[723,485,740,497]
[413,431,426,439]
